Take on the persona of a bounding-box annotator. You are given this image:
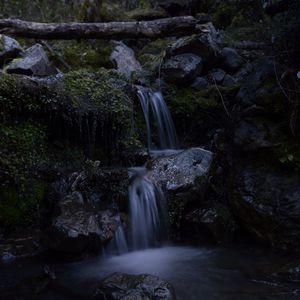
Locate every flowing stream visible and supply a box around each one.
[1,89,298,300]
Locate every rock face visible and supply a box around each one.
[7,44,58,76]
[94,272,176,300]
[0,35,22,65]
[110,41,142,77]
[219,47,243,74]
[162,53,203,84]
[232,166,300,251]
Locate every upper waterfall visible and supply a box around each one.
[137,87,179,151]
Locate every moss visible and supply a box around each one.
[212,5,236,29]
[50,40,113,70]
[0,123,46,186]
[139,39,170,57]
[169,85,240,116]
[0,180,46,229]
[0,119,47,230]
[60,68,141,157]
[126,7,166,21]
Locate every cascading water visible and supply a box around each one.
[128,167,166,250]
[137,87,179,151]
[126,88,179,251]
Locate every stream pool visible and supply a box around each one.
[1,244,299,300]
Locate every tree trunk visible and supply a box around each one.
[0,16,201,40]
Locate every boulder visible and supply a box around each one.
[222,74,237,87]
[149,148,213,192]
[110,41,142,78]
[219,47,243,74]
[167,32,220,69]
[236,58,282,108]
[46,168,129,253]
[232,166,300,251]
[6,44,58,76]
[0,35,22,65]
[209,68,226,84]
[190,76,209,90]
[162,53,203,84]
[94,272,176,300]
[46,195,120,253]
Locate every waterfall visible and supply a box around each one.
[116,88,179,252]
[129,167,166,250]
[114,224,128,254]
[107,216,128,255]
[137,87,179,151]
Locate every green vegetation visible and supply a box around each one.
[50,40,113,71]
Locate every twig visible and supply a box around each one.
[213,78,230,118]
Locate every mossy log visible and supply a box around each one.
[0,16,205,40]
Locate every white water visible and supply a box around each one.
[128,167,166,250]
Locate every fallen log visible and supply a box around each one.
[0,16,202,40]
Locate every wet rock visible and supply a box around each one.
[110,41,142,78]
[0,34,22,65]
[190,76,209,90]
[219,47,243,74]
[6,44,58,76]
[232,166,300,251]
[94,272,176,300]
[46,168,129,253]
[1,252,16,263]
[223,74,237,87]
[47,196,120,253]
[210,68,226,84]
[162,53,203,84]
[167,32,220,69]
[149,148,213,193]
